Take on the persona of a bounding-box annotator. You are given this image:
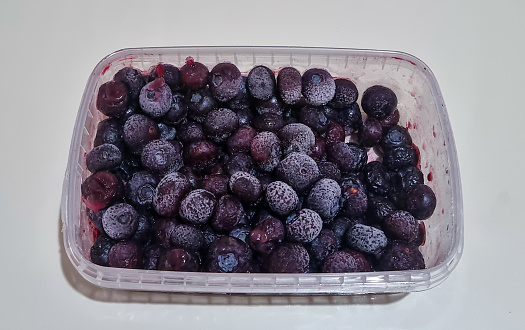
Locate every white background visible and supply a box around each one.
[1,0,524,329]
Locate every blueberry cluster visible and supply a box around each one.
[82,58,436,273]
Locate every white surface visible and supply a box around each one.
[0,0,523,329]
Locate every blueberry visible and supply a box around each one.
[228,225,252,244]
[358,119,382,148]
[203,108,239,143]
[96,81,129,117]
[114,67,146,101]
[180,57,209,91]
[131,212,154,244]
[200,174,229,198]
[139,78,173,118]
[279,123,316,156]
[339,103,363,132]
[256,96,283,116]
[317,161,342,183]
[306,178,341,221]
[208,62,243,102]
[253,113,285,133]
[285,209,323,243]
[185,87,218,123]
[108,241,143,269]
[382,210,419,242]
[179,189,217,226]
[153,172,191,217]
[406,184,436,220]
[94,118,124,150]
[379,109,400,128]
[322,251,358,273]
[170,223,204,251]
[276,152,320,193]
[207,236,253,273]
[361,85,397,120]
[226,125,256,154]
[183,139,218,170]
[250,131,282,172]
[123,114,161,154]
[380,125,412,151]
[149,63,181,91]
[227,76,253,111]
[383,145,419,170]
[340,184,368,218]
[328,78,358,109]
[277,66,302,104]
[248,216,285,254]
[229,171,263,204]
[376,241,425,271]
[394,166,424,190]
[162,93,188,125]
[301,68,336,106]
[299,105,330,134]
[86,143,122,173]
[211,195,245,233]
[81,171,124,212]
[324,123,346,146]
[327,142,367,173]
[154,218,179,248]
[310,136,326,162]
[143,245,163,270]
[345,223,388,255]
[307,229,338,270]
[86,207,105,232]
[266,243,310,273]
[366,194,396,224]
[326,216,353,249]
[102,203,139,240]
[141,139,183,175]
[265,181,300,217]
[158,248,200,271]
[364,161,393,196]
[90,235,115,266]
[346,250,373,272]
[224,153,254,176]
[247,65,276,101]
[176,120,206,144]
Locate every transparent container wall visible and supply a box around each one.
[62,47,463,294]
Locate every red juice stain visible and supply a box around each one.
[441,208,445,215]
[427,172,433,181]
[101,63,111,75]
[149,77,165,90]
[406,121,412,129]
[412,143,421,169]
[391,56,416,66]
[432,126,436,138]
[156,63,166,77]
[410,91,416,97]
[422,142,426,151]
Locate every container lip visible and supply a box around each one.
[62,46,464,294]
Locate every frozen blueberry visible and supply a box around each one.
[180,57,209,91]
[114,67,146,101]
[376,241,425,271]
[383,145,419,170]
[94,118,124,150]
[379,108,400,128]
[226,125,257,154]
[153,172,191,217]
[286,209,323,243]
[170,223,204,251]
[141,139,183,175]
[102,203,139,241]
[366,194,396,224]
[203,108,239,143]
[139,78,173,118]
[108,241,142,269]
[301,68,336,106]
[358,119,382,148]
[208,62,243,102]
[339,103,363,132]
[229,225,252,244]
[186,87,217,123]
[248,216,285,254]
[229,171,263,204]
[207,236,253,273]
[86,143,122,173]
[276,152,320,193]
[250,131,282,172]
[279,123,316,156]
[310,136,326,162]
[405,184,436,220]
[90,235,115,266]
[380,125,412,151]
[149,63,181,91]
[361,85,397,120]
[322,251,357,273]
[306,178,341,221]
[382,210,419,242]
[299,105,330,134]
[143,245,163,270]
[96,81,129,117]
[227,76,252,111]
[329,79,358,109]
[364,161,393,196]
[200,174,229,198]
[345,223,388,255]
[123,114,161,154]
[326,216,353,249]
[155,218,179,248]
[340,184,368,218]
[162,93,188,125]
[317,161,342,183]
[393,166,424,190]
[176,120,205,144]
[131,212,154,244]
[307,229,338,270]
[247,65,276,100]
[211,195,245,233]
[277,66,302,104]
[179,189,217,226]
[327,142,367,173]
[253,113,285,133]
[183,139,218,170]
[346,250,372,272]
[81,171,124,212]
[256,96,283,116]
[224,153,254,176]
[265,181,299,216]
[158,248,200,271]
[324,123,346,146]
[266,243,310,273]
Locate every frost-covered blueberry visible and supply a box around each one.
[299,105,330,134]
[102,203,139,241]
[327,142,367,173]
[139,78,173,118]
[114,67,146,101]
[302,68,336,106]
[203,108,239,143]
[108,241,142,269]
[229,171,263,204]
[226,125,257,154]
[276,152,320,193]
[322,251,357,273]
[253,113,285,133]
[277,66,302,104]
[256,96,283,116]
[81,171,124,212]
[141,139,183,175]
[86,143,122,173]
[149,63,181,91]
[266,243,309,273]
[179,189,217,226]
[248,216,285,254]
[183,139,218,170]
[329,78,358,109]
[208,62,243,102]
[170,223,204,251]
[162,93,188,125]
[250,131,281,172]
[180,57,209,91]
[376,241,425,271]
[123,114,160,154]
[154,218,179,248]
[265,181,300,217]
[207,236,253,273]
[285,209,323,243]
[227,76,252,111]
[306,178,341,221]
[224,153,254,176]
[96,81,129,117]
[345,224,388,254]
[200,174,229,198]
[279,123,316,156]
[153,172,191,217]
[382,210,419,242]
[361,85,397,120]
[186,87,217,123]
[247,65,276,100]
[210,195,245,233]
[317,161,342,183]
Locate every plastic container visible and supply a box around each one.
[61,46,463,294]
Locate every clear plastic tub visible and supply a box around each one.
[61,46,463,294]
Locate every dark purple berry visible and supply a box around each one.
[108,241,142,269]
[307,229,338,268]
[114,67,146,101]
[299,105,330,134]
[94,118,124,149]
[406,184,436,220]
[183,139,218,170]
[256,96,283,116]
[208,62,243,102]
[149,63,181,91]
[379,109,400,128]
[90,235,115,266]
[143,245,163,270]
[153,172,191,217]
[141,139,183,175]
[170,223,204,251]
[329,79,358,109]
[266,243,309,273]
[346,250,373,272]
[310,136,326,162]
[102,203,139,240]
[248,216,285,254]
[86,143,122,173]
[327,142,367,173]
[339,103,363,132]
[179,189,217,226]
[364,161,393,196]
[226,125,256,154]
[302,68,335,106]
[229,171,263,204]
[326,217,353,249]
[186,87,217,123]
[286,209,323,243]
[158,248,200,271]
[380,125,413,151]
[139,78,172,118]
[180,57,209,91]
[131,212,154,244]
[394,166,424,190]
[162,93,188,125]
[306,178,341,221]
[81,171,124,212]
[276,152,320,193]
[345,224,388,255]
[227,76,252,111]
[200,174,229,198]
[358,119,383,148]
[361,85,397,120]
[383,145,419,170]
[277,66,302,104]
[340,185,368,218]
[366,194,396,224]
[207,236,253,273]
[317,161,342,183]
[382,210,419,242]
[211,195,245,233]
[247,65,276,100]
[123,114,160,154]
[253,113,285,133]
[96,81,129,117]
[265,181,299,216]
[279,123,316,156]
[322,251,358,273]
[376,241,425,271]
[176,120,205,143]
[224,153,254,176]
[250,131,281,172]
[203,108,239,143]
[324,123,346,145]
[155,218,179,248]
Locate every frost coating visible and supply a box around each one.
[250,131,281,172]
[306,178,341,220]
[153,172,191,217]
[179,189,217,226]
[276,152,320,193]
[279,123,316,156]
[346,224,388,254]
[265,181,300,216]
[286,209,323,243]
